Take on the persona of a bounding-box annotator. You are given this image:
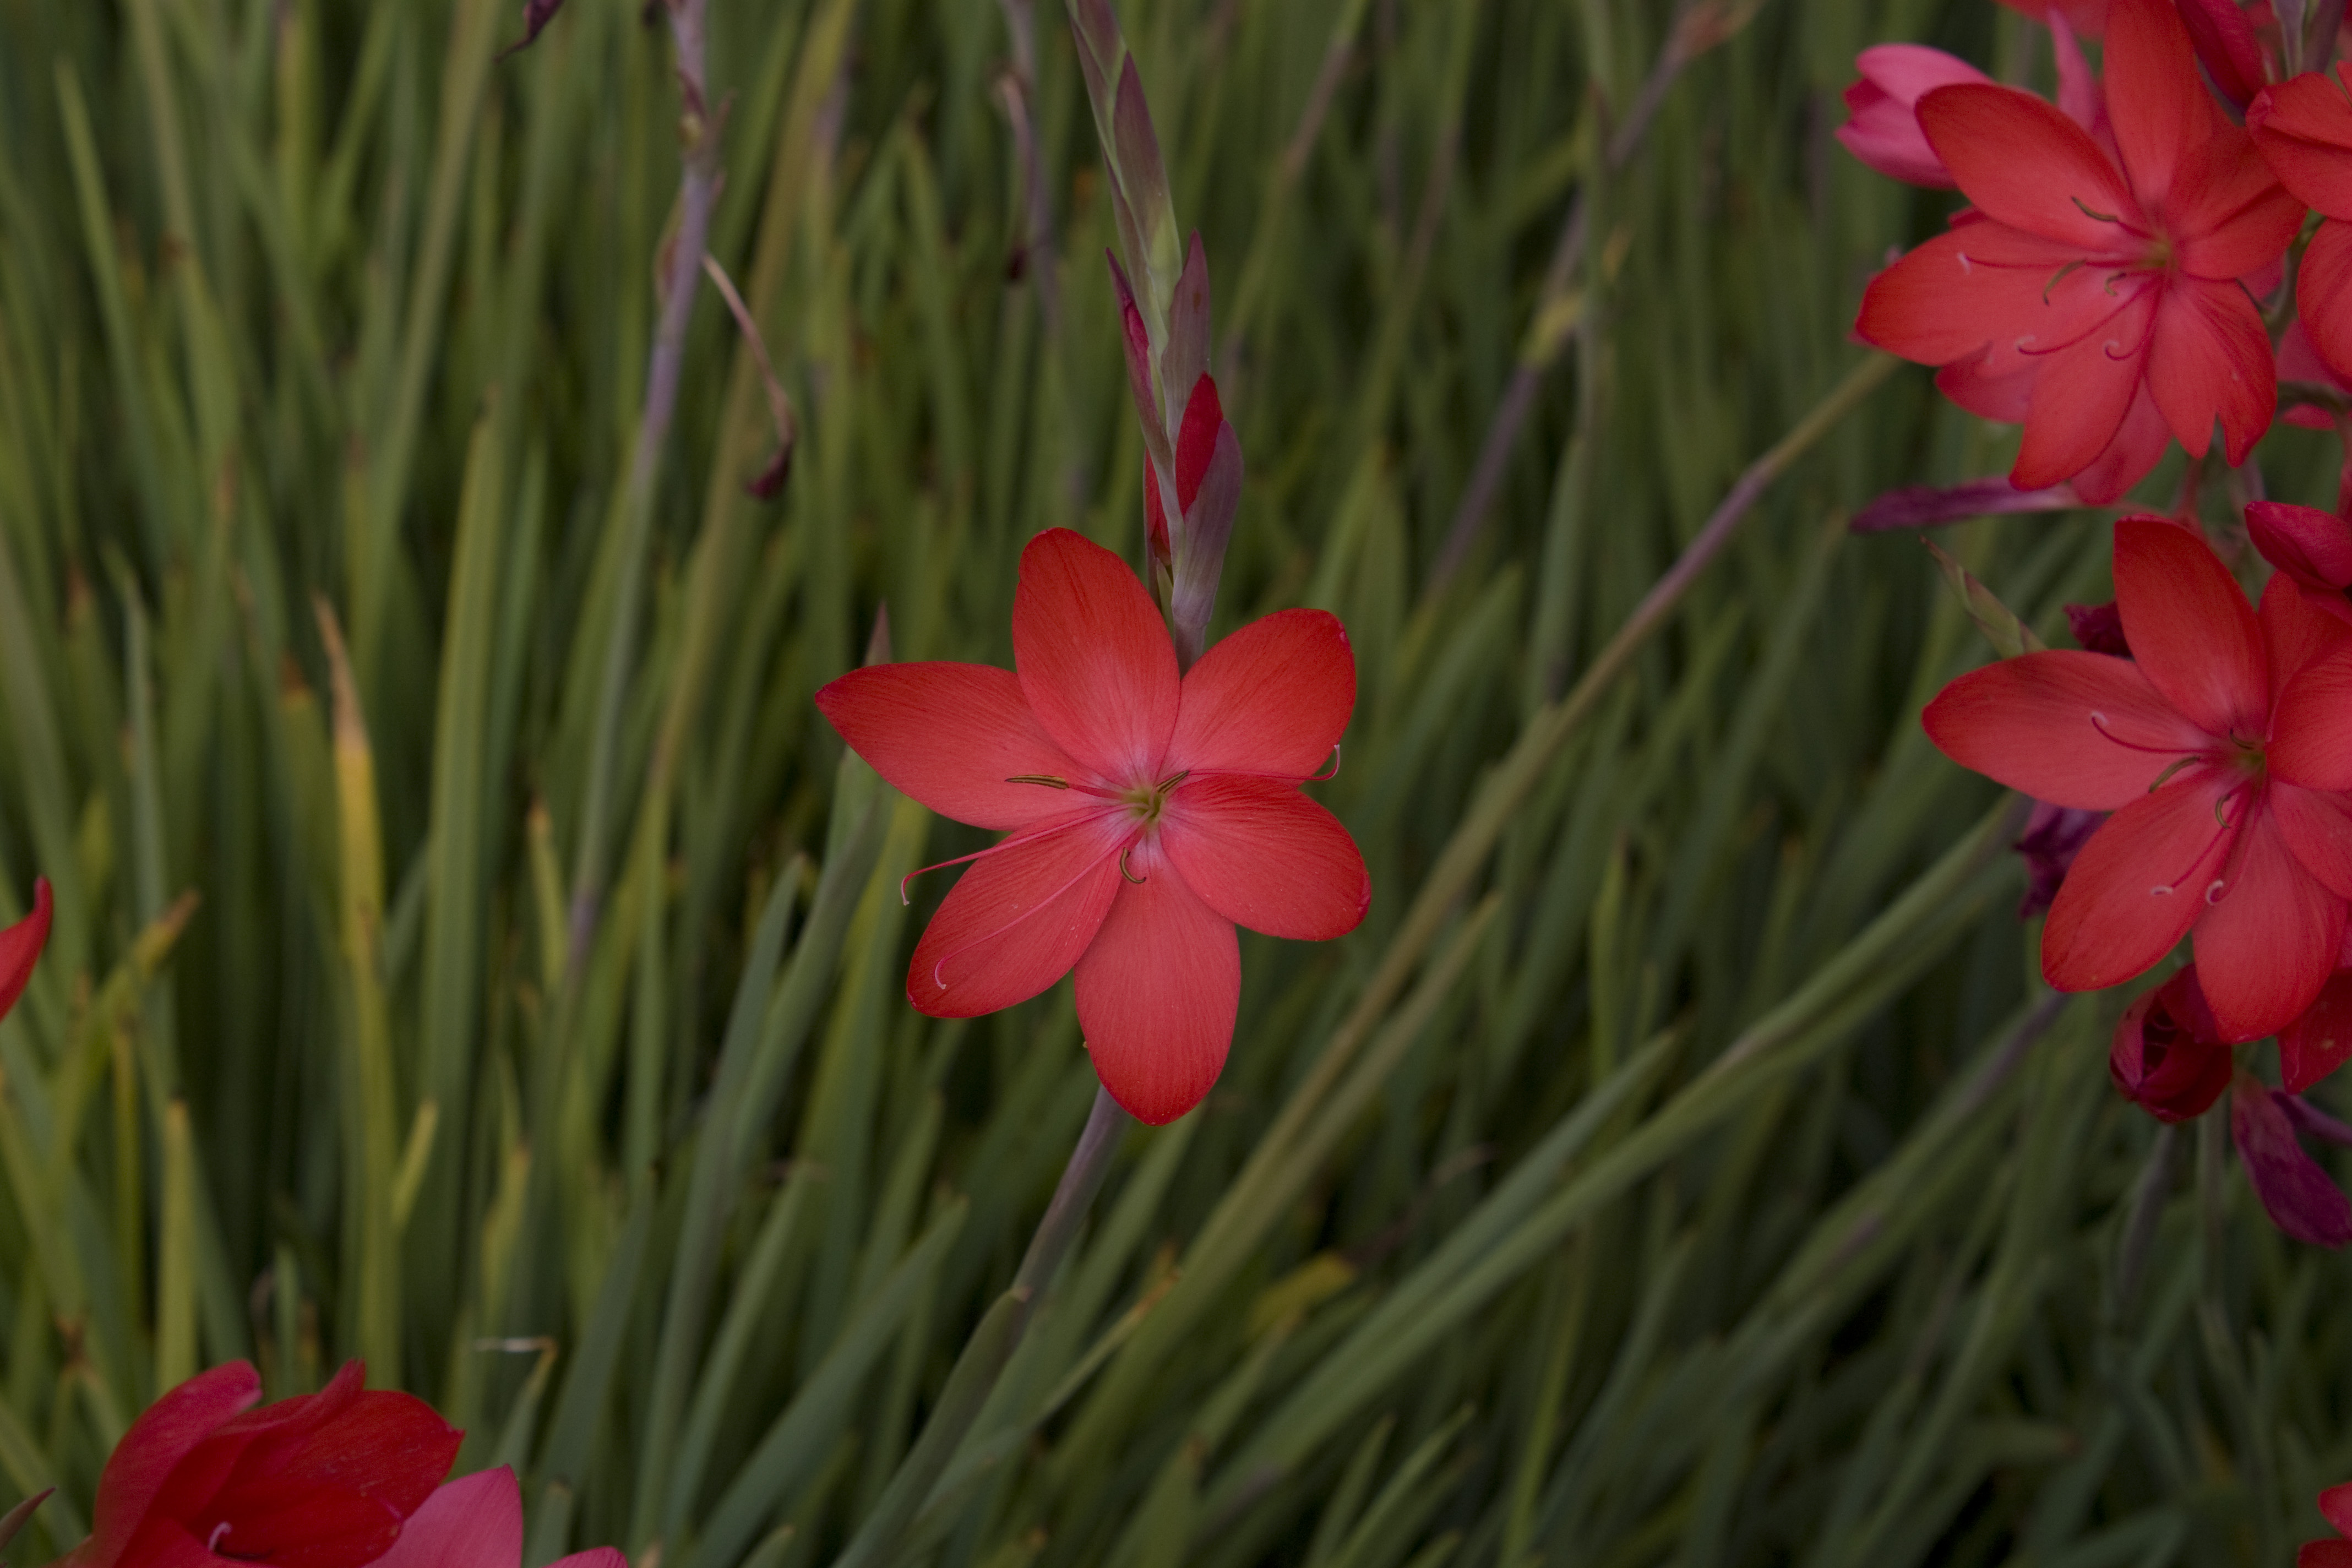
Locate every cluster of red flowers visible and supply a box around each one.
[1844,0,2352,1247]
[1849,0,2352,506]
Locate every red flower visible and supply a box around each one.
[57,1360,459,1568]
[0,878,51,1025]
[2251,66,2352,384]
[1856,0,2301,503]
[2109,963,2232,1119]
[815,529,1370,1124]
[1923,517,2352,1039]
[369,1468,622,1568]
[2301,1481,2352,1566]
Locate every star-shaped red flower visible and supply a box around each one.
[817,529,1369,1124]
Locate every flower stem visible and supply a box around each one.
[829,1086,1131,1568]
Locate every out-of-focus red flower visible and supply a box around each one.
[2109,964,2232,1119]
[1857,0,2302,503]
[369,1468,623,1568]
[1924,518,2352,1039]
[2233,1070,2352,1246]
[0,878,51,1025]
[2299,1480,2352,1566]
[815,529,1369,1124]
[57,1360,459,1568]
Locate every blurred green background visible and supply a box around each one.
[0,0,2345,1563]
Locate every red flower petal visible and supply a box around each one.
[815,663,1093,829]
[2146,276,2274,464]
[1860,225,2114,368]
[2233,1075,2352,1247]
[68,1363,261,1568]
[1917,85,2142,247]
[2250,68,2352,219]
[1921,650,2211,810]
[2064,380,2172,504]
[0,878,51,1025]
[1012,529,1180,785]
[2114,516,2267,738]
[1166,609,1357,778]
[2194,805,2346,1041]
[1160,776,1370,941]
[2042,766,2237,992]
[1074,839,1239,1125]
[169,1366,460,1568]
[2261,570,2352,688]
[906,813,1127,1017]
[2250,501,2352,595]
[2274,784,2352,900]
[2173,0,2266,112]
[2322,1480,2352,1539]
[2015,286,2157,488]
[2272,646,2352,790]
[2304,1536,2352,1566]
[2299,221,2352,386]
[368,1469,520,1568]
[2101,0,2219,217]
[2282,971,2352,1093]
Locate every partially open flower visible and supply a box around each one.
[2109,965,2231,1121]
[1836,46,1992,188]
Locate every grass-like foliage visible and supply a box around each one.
[0,0,2346,1563]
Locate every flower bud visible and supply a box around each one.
[2110,967,2231,1122]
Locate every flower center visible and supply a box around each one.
[1119,769,1190,830]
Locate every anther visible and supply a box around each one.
[2071,195,2121,222]
[1006,774,1070,788]
[1153,768,1191,793]
[1120,846,1147,884]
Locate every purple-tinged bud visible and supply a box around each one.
[2233,1071,2352,1248]
[2016,799,2104,919]
[2064,600,2130,656]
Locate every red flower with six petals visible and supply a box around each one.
[58,1360,459,1568]
[1924,517,2352,1040]
[1857,0,2302,503]
[816,529,1370,1125]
